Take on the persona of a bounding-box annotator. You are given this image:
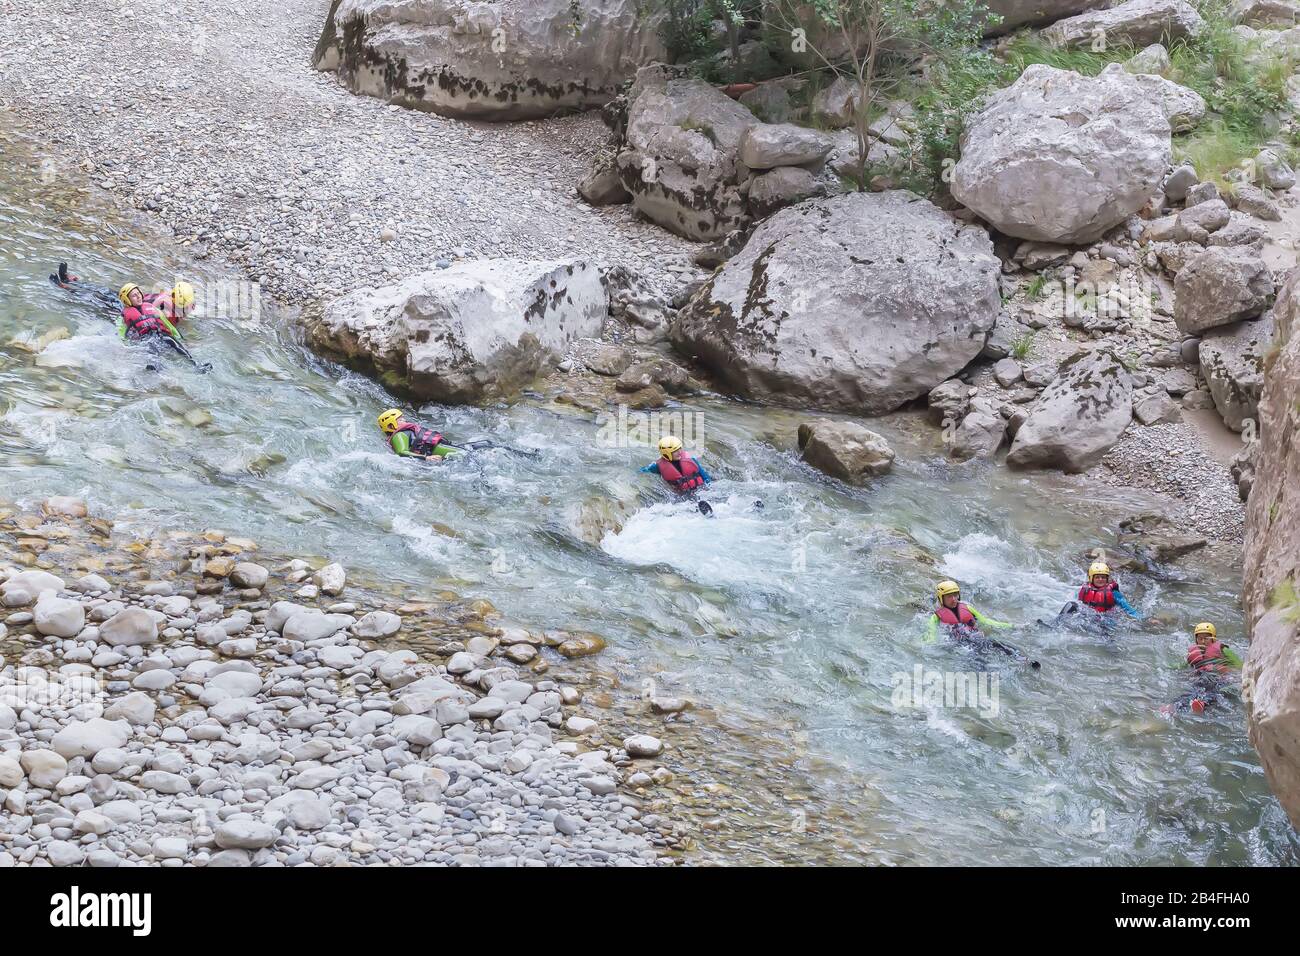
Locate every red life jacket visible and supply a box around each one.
[396,421,442,455]
[657,454,704,492]
[121,301,168,338]
[1078,580,1118,612]
[936,602,977,628]
[1187,641,1227,671]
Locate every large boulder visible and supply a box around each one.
[1243,264,1300,830]
[303,260,606,403]
[313,0,665,119]
[1173,246,1274,334]
[797,420,896,484]
[1042,0,1205,48]
[671,191,1001,414]
[1103,63,1206,132]
[1007,350,1134,472]
[615,67,758,241]
[952,64,1172,244]
[1199,313,1273,431]
[982,0,1111,33]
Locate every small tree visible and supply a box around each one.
[763,0,995,190]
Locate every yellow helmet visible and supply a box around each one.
[1194,622,1217,639]
[377,409,404,434]
[935,580,961,600]
[118,283,142,307]
[171,280,196,310]
[1088,561,1110,579]
[658,435,683,459]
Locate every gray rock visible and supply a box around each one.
[1007,350,1134,471]
[738,123,834,170]
[1174,246,1274,334]
[1199,313,1273,431]
[673,192,1000,414]
[313,0,664,119]
[1043,0,1205,48]
[99,606,159,647]
[952,64,1172,244]
[797,420,896,484]
[304,259,606,403]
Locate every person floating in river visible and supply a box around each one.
[922,580,1013,644]
[377,408,461,460]
[1071,561,1141,618]
[1165,621,1243,715]
[115,282,189,351]
[641,435,713,514]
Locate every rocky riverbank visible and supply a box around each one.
[0,0,703,304]
[0,498,690,867]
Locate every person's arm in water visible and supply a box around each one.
[921,613,941,644]
[1221,644,1244,668]
[115,312,129,340]
[967,606,1013,630]
[691,458,713,483]
[639,462,661,475]
[1113,589,1141,618]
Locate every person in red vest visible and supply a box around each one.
[1164,622,1243,715]
[1075,562,1141,618]
[923,580,1013,643]
[642,435,714,513]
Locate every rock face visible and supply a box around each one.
[952,65,1172,244]
[303,260,606,403]
[1174,246,1274,334]
[1199,313,1273,431]
[1043,0,1205,48]
[672,192,1001,414]
[1243,264,1300,830]
[615,67,757,241]
[313,0,665,120]
[1007,350,1134,472]
[797,420,896,484]
[1105,63,1205,132]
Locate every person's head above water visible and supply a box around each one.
[377,408,405,435]
[118,283,144,308]
[1088,561,1110,587]
[935,580,961,608]
[658,435,683,459]
[170,280,196,317]
[1193,621,1217,646]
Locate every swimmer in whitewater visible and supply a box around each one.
[1046,561,1142,625]
[377,408,463,460]
[641,435,714,515]
[1163,621,1242,716]
[924,580,1039,668]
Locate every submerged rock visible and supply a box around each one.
[797,420,896,484]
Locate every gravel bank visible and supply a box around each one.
[0,500,678,867]
[0,0,702,305]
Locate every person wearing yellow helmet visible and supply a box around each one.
[152,280,198,328]
[1075,561,1141,618]
[48,263,210,369]
[923,580,1015,646]
[377,408,461,460]
[1162,621,1244,716]
[640,435,714,514]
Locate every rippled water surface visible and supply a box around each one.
[2,132,1296,865]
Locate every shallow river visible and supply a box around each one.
[2,130,1296,865]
